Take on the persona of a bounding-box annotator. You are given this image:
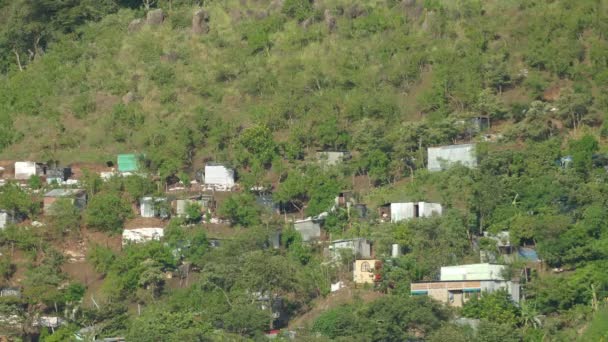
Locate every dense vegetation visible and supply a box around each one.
[0,0,607,340]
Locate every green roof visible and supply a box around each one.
[117,154,139,172]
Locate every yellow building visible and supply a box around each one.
[353,260,380,284]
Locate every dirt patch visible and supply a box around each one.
[123,217,168,229]
[70,162,112,180]
[81,228,122,252]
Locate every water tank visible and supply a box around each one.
[391,244,401,258]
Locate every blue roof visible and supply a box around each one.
[518,247,540,262]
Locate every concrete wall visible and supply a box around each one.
[428,144,477,172]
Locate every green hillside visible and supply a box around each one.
[0,0,607,340]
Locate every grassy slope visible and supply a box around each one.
[0,0,559,164]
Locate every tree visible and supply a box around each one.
[184,202,202,224]
[125,306,212,341]
[218,193,261,227]
[48,198,80,237]
[236,125,278,167]
[0,183,38,219]
[569,134,598,177]
[84,192,133,233]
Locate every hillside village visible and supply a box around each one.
[0,0,608,341]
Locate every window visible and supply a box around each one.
[361,262,371,272]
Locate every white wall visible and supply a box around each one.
[441,263,505,281]
[204,165,235,187]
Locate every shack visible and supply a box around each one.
[140,197,169,218]
[329,238,372,259]
[43,189,87,214]
[293,218,321,242]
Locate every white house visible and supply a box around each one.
[122,228,164,246]
[427,144,477,172]
[204,163,235,190]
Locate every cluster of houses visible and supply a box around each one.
[0,140,541,331]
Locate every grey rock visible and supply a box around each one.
[192,9,209,35]
[128,19,144,33]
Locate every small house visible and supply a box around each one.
[427,144,477,172]
[379,202,442,223]
[140,197,169,218]
[204,163,235,190]
[122,228,164,246]
[353,260,381,284]
[329,238,372,259]
[411,263,519,307]
[117,154,141,173]
[293,218,321,242]
[43,189,87,214]
[14,161,43,180]
[316,151,351,167]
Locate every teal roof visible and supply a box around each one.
[117,154,139,172]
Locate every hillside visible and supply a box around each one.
[0,0,607,341]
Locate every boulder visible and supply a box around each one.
[192,9,209,35]
[128,19,144,33]
[146,9,164,26]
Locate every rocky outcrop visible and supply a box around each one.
[192,9,209,35]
